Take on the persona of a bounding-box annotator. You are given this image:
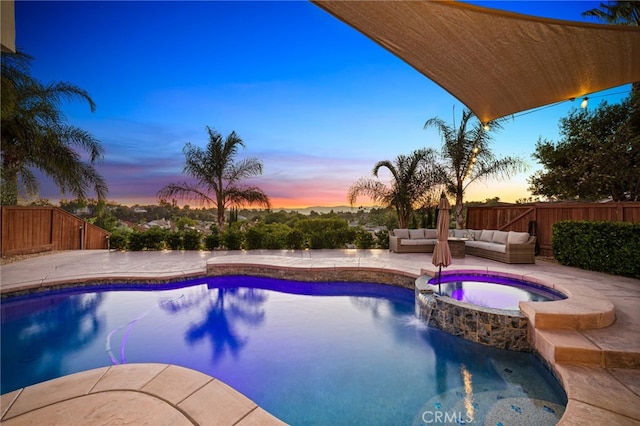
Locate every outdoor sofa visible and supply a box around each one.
[388,228,438,253]
[389,228,536,264]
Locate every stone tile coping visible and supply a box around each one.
[1,363,286,426]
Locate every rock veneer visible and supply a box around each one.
[415,276,531,351]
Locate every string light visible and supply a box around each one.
[464,144,480,180]
[580,97,589,108]
[482,123,490,131]
[508,89,628,120]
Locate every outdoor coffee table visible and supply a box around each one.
[447,237,468,258]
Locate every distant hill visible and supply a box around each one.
[273,205,376,215]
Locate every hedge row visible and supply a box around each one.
[552,220,640,279]
[108,221,390,251]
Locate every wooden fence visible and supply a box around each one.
[1,206,110,257]
[466,202,640,257]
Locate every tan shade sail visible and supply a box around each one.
[1,0,16,53]
[312,0,640,124]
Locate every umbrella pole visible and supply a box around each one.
[438,265,442,295]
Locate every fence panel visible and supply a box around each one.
[466,202,640,257]
[1,206,109,257]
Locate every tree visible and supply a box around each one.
[347,148,441,228]
[582,1,639,26]
[425,109,527,229]
[1,51,107,205]
[528,97,639,201]
[157,126,271,229]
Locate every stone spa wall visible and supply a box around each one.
[415,283,531,352]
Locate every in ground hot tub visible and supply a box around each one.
[415,273,566,351]
[428,273,566,310]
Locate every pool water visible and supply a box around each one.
[1,276,567,425]
[428,274,566,310]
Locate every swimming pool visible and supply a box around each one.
[1,276,566,425]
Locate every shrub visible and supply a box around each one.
[355,229,375,249]
[553,220,640,279]
[143,227,166,250]
[182,229,202,250]
[245,227,264,250]
[244,223,290,249]
[204,229,221,250]
[375,229,389,249]
[166,231,183,250]
[128,231,146,251]
[296,218,355,249]
[108,231,128,251]
[308,232,329,249]
[222,225,244,250]
[286,230,305,250]
[263,223,290,249]
[296,218,348,234]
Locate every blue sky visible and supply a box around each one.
[15,1,630,208]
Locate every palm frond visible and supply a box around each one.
[347,178,392,206]
[225,157,264,184]
[225,186,271,209]
[157,182,214,205]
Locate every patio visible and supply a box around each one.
[1,249,639,424]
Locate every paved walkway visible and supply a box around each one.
[1,249,639,425]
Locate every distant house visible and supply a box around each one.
[74,206,91,215]
[133,207,148,213]
[144,219,172,230]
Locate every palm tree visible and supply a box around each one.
[157,126,271,229]
[424,109,527,229]
[1,51,107,205]
[582,1,639,26]
[348,148,441,228]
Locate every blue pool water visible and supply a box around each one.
[1,276,567,425]
[428,274,566,310]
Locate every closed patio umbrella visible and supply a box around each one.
[432,193,452,294]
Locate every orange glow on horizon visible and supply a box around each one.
[61,178,532,209]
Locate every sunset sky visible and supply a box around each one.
[15,1,630,209]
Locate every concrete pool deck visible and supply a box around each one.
[1,249,639,425]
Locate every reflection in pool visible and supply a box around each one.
[428,274,566,310]
[1,276,567,425]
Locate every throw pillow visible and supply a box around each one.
[409,229,425,239]
[492,230,509,245]
[508,231,530,244]
[479,230,494,242]
[394,229,410,239]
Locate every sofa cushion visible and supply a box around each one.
[409,229,425,239]
[401,238,436,246]
[479,230,494,242]
[492,230,509,245]
[394,229,410,239]
[508,231,530,244]
[466,240,491,249]
[425,229,437,239]
[485,243,507,253]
